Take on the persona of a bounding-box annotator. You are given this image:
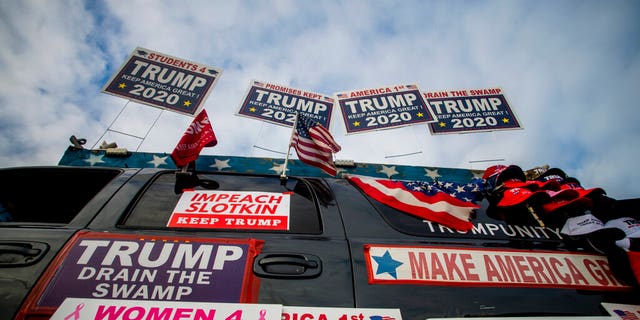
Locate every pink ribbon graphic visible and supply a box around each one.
[64,303,84,320]
[259,309,266,320]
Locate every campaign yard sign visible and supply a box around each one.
[51,298,282,320]
[102,47,223,116]
[423,88,522,134]
[236,80,334,128]
[35,232,263,307]
[283,306,403,320]
[336,84,437,134]
[168,190,292,231]
[364,244,630,290]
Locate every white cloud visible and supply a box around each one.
[0,0,639,200]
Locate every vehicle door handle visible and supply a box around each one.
[0,242,49,267]
[253,253,322,279]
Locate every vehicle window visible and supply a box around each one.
[0,167,122,224]
[368,195,566,245]
[121,172,323,234]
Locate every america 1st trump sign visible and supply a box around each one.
[336,84,437,134]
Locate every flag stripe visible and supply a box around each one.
[375,179,476,209]
[309,126,341,152]
[293,136,337,175]
[291,113,341,176]
[348,175,478,231]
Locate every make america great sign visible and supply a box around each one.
[102,47,223,116]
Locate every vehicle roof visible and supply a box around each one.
[58,147,480,183]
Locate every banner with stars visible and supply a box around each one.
[423,88,522,134]
[336,84,437,134]
[102,47,223,116]
[364,244,630,290]
[236,80,334,129]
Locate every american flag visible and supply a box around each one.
[291,113,341,176]
[347,175,483,231]
[253,81,265,87]
[406,84,418,89]
[337,93,349,99]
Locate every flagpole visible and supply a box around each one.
[280,112,299,182]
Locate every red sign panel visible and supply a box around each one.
[168,190,292,230]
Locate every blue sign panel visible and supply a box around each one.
[236,81,334,128]
[102,47,223,116]
[337,85,436,134]
[424,88,522,134]
[37,232,261,306]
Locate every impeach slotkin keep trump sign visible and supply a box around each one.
[168,190,292,231]
[102,47,223,116]
[423,88,522,134]
[236,80,334,129]
[336,84,437,134]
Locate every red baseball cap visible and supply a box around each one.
[559,177,606,199]
[536,168,568,183]
[503,179,561,191]
[483,165,526,190]
[497,187,550,207]
[542,189,592,213]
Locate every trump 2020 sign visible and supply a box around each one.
[336,84,437,134]
[236,80,334,128]
[102,47,223,116]
[424,88,522,134]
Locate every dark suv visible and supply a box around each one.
[1,151,638,320]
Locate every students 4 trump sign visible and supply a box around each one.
[102,47,223,116]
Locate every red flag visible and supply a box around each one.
[347,175,480,231]
[629,250,640,284]
[171,109,217,167]
[291,113,341,176]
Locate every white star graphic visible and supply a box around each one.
[424,169,441,181]
[84,154,105,166]
[147,155,168,168]
[210,158,231,171]
[378,165,399,178]
[471,170,484,179]
[270,162,288,174]
[335,167,347,177]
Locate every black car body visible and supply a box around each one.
[1,148,638,320]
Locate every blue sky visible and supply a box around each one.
[0,0,639,199]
